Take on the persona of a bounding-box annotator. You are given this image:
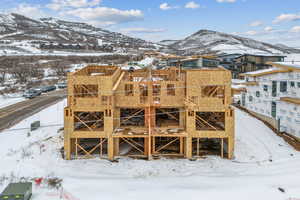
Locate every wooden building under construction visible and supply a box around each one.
[64,65,235,160]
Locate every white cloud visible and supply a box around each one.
[10,4,46,19]
[185,1,200,9]
[159,3,178,10]
[273,13,300,24]
[121,27,167,34]
[290,26,300,33]
[64,7,143,26]
[216,0,236,3]
[245,30,258,36]
[264,26,273,32]
[249,21,263,27]
[47,0,101,11]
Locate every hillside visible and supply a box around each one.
[164,29,300,55]
[0,13,158,55]
[1,13,299,56]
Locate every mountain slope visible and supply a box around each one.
[166,29,300,55]
[0,13,158,55]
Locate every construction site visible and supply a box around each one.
[63,65,235,160]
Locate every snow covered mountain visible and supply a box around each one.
[0,13,158,55]
[164,29,300,55]
[1,14,299,56]
[159,40,179,46]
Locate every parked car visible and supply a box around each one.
[33,87,43,95]
[41,85,56,93]
[23,89,40,99]
[57,82,67,89]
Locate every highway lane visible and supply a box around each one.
[0,89,66,131]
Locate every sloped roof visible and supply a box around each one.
[240,67,288,77]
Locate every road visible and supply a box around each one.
[0,89,66,131]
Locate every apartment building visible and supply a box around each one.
[64,65,234,160]
[241,62,300,139]
[235,54,286,74]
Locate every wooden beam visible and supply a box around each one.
[122,137,144,154]
[209,86,219,97]
[156,137,179,152]
[157,108,179,121]
[112,72,125,91]
[127,138,144,148]
[81,85,97,97]
[196,115,217,131]
[74,114,94,132]
[121,109,144,124]
[221,138,224,158]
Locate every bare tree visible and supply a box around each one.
[52,60,71,77]
[10,61,31,84]
[0,68,7,85]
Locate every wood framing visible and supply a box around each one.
[64,65,235,160]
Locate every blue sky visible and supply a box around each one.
[2,0,300,46]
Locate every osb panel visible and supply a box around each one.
[71,131,108,138]
[74,97,102,108]
[186,70,231,86]
[191,131,229,138]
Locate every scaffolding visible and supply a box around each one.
[64,65,234,160]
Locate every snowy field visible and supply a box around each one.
[0,100,300,200]
[0,94,25,109]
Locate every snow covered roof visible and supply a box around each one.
[271,62,300,71]
[232,79,246,84]
[231,84,246,90]
[240,67,288,77]
[236,53,286,58]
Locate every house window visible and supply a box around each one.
[242,93,246,106]
[256,91,260,97]
[188,111,194,116]
[297,82,300,88]
[249,96,253,102]
[139,84,148,96]
[263,85,268,92]
[105,109,112,117]
[167,84,175,96]
[290,81,295,88]
[280,81,287,92]
[125,84,134,96]
[271,101,276,118]
[153,84,161,96]
[272,81,277,97]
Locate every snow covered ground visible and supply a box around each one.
[0,94,25,109]
[138,57,154,66]
[285,54,300,62]
[0,100,299,200]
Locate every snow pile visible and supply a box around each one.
[0,101,299,199]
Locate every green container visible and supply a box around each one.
[0,182,32,200]
[30,121,40,131]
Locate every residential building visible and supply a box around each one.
[218,54,242,78]
[64,65,234,160]
[241,62,300,140]
[180,57,219,69]
[235,54,286,75]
